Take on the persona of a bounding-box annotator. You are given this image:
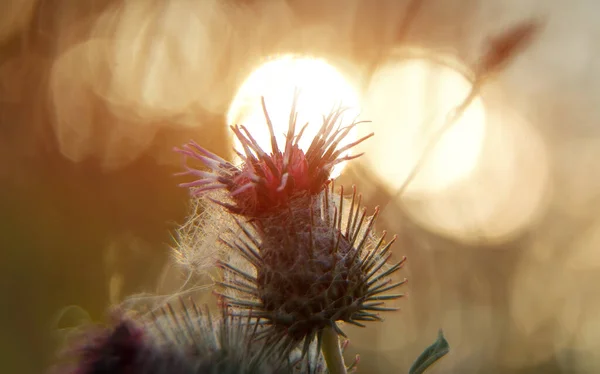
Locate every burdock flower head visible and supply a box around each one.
[175,95,407,370]
[175,95,372,217]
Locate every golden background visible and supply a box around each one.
[1,1,599,373]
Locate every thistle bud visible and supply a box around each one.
[218,183,406,352]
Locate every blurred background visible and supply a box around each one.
[1,0,600,372]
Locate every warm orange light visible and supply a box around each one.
[360,58,487,197]
[402,107,551,244]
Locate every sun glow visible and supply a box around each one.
[357,54,550,243]
[227,55,361,177]
[360,57,487,197]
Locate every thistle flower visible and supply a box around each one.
[175,96,407,364]
[175,94,373,217]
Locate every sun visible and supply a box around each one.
[227,55,361,178]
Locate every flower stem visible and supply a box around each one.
[321,325,347,374]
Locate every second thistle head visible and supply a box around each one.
[54,300,303,374]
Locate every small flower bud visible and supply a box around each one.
[479,20,540,76]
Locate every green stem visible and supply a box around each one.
[321,325,347,374]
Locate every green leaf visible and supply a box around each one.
[409,330,450,374]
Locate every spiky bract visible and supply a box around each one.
[218,183,407,356]
[175,95,373,218]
